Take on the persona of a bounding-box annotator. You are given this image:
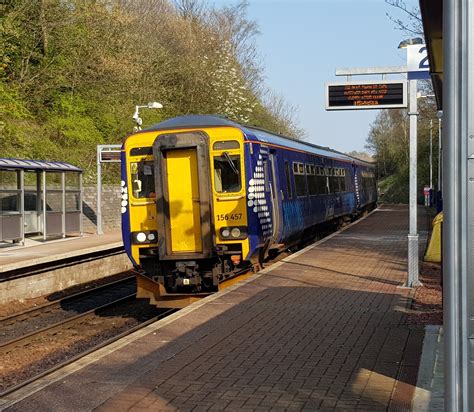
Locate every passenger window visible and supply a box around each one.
[315,166,327,195]
[293,162,307,197]
[307,164,317,196]
[131,160,155,199]
[214,153,241,193]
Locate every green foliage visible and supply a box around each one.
[346,150,373,163]
[1,0,301,180]
[378,170,409,203]
[0,81,30,119]
[366,88,439,204]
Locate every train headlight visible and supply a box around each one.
[231,228,241,238]
[136,232,147,242]
[131,230,158,244]
[220,227,247,240]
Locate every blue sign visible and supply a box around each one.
[407,45,431,80]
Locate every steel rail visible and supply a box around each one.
[0,294,136,355]
[0,308,175,398]
[0,275,135,327]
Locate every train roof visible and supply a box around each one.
[0,158,82,172]
[142,115,374,166]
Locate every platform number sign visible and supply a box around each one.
[407,44,430,80]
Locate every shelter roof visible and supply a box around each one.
[419,0,443,108]
[0,158,82,172]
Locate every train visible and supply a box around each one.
[121,115,377,307]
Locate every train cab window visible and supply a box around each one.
[284,161,293,199]
[214,153,241,193]
[130,147,152,156]
[131,160,155,199]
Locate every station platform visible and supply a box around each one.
[2,205,432,411]
[0,230,122,274]
[0,230,129,306]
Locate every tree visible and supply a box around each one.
[346,151,373,163]
[385,0,424,36]
[1,0,303,180]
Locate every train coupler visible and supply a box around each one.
[172,261,202,290]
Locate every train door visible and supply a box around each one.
[165,149,202,252]
[269,151,283,241]
[153,131,213,259]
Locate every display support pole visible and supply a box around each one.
[407,78,420,287]
[97,145,103,235]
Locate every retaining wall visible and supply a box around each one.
[1,249,131,303]
[82,186,121,233]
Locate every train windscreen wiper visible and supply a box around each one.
[223,151,239,175]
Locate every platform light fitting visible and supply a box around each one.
[133,101,163,132]
[398,37,423,49]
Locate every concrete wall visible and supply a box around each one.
[1,251,132,303]
[82,186,121,233]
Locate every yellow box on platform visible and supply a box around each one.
[424,212,443,263]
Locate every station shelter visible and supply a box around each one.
[0,158,83,245]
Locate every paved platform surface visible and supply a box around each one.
[0,230,122,273]
[3,205,431,411]
[413,326,444,411]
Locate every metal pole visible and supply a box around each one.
[444,0,471,409]
[97,145,103,235]
[430,119,433,190]
[61,172,66,238]
[20,170,24,245]
[407,78,420,287]
[79,173,83,236]
[467,0,474,406]
[438,117,442,192]
[42,171,47,241]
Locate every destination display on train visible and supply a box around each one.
[325,81,407,110]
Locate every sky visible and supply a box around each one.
[218,0,419,154]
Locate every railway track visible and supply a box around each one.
[0,277,175,395]
[0,276,136,345]
[0,294,136,356]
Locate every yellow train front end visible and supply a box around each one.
[123,121,252,307]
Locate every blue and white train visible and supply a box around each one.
[121,115,377,306]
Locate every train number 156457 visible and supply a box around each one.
[216,213,242,221]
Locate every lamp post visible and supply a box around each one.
[437,111,443,194]
[398,37,423,287]
[133,102,163,132]
[417,92,436,201]
[430,119,433,190]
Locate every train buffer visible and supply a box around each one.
[2,204,439,411]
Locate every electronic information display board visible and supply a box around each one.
[325,80,407,110]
